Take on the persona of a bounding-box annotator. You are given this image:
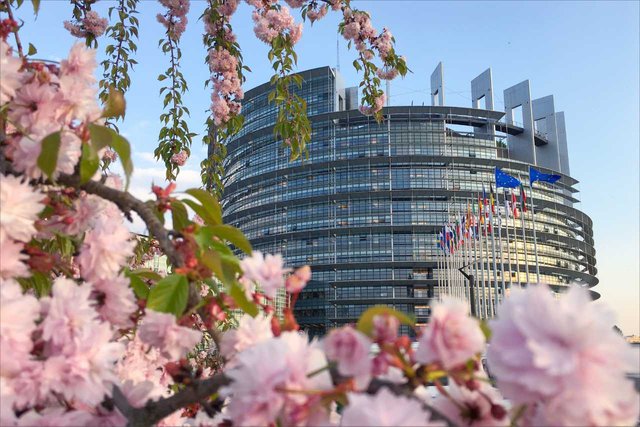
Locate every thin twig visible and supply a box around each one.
[5,0,25,59]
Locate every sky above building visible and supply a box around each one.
[12,0,639,334]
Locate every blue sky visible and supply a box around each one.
[12,1,639,334]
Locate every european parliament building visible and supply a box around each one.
[219,65,598,337]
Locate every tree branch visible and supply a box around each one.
[54,174,184,268]
[113,373,232,427]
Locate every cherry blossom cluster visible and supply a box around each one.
[2,42,101,180]
[204,2,244,127]
[250,3,303,45]
[170,149,188,166]
[157,0,190,41]
[64,10,109,39]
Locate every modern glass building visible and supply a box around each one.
[218,65,598,337]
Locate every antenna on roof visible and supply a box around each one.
[336,37,340,72]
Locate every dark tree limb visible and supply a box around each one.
[112,374,232,427]
[55,174,184,268]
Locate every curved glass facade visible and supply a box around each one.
[220,67,598,336]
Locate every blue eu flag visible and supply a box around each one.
[529,167,561,185]
[495,167,521,188]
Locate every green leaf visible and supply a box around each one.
[127,269,163,282]
[129,275,150,300]
[89,124,113,151]
[207,225,252,254]
[146,274,189,317]
[228,282,258,317]
[31,0,40,15]
[102,87,126,119]
[356,306,415,338]
[184,188,222,225]
[80,143,100,183]
[37,131,61,179]
[479,319,492,340]
[170,199,189,232]
[109,133,134,190]
[200,250,225,283]
[27,43,37,56]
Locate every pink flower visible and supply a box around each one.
[0,235,29,279]
[414,297,485,370]
[92,274,137,329]
[10,128,82,180]
[372,314,399,343]
[0,279,40,377]
[116,336,172,392]
[82,10,108,37]
[341,388,441,426]
[376,67,399,80]
[170,150,188,166]
[218,0,239,16]
[240,251,289,298]
[220,314,273,361]
[306,5,328,22]
[224,331,332,426]
[8,80,64,133]
[78,215,135,282]
[40,278,99,354]
[46,323,124,406]
[432,380,508,427]
[0,40,22,105]
[60,43,97,83]
[137,310,202,360]
[487,284,639,424]
[323,326,372,382]
[0,174,45,242]
[285,265,311,293]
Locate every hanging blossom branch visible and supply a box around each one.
[200,0,247,198]
[64,0,109,48]
[99,0,140,115]
[154,0,195,181]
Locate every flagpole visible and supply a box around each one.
[510,190,521,288]
[471,221,480,317]
[489,209,499,315]
[503,190,513,292]
[519,183,531,284]
[528,180,541,283]
[497,198,506,304]
[477,195,488,319]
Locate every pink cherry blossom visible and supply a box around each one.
[0,235,29,279]
[414,297,485,370]
[432,380,508,427]
[82,10,108,37]
[170,150,188,166]
[323,326,372,382]
[0,279,40,377]
[137,310,203,360]
[224,331,332,426]
[341,388,441,426]
[220,313,274,361]
[92,274,137,329]
[60,43,97,83]
[78,215,136,283]
[285,265,311,293]
[45,323,124,406]
[116,336,173,393]
[0,174,46,242]
[306,5,328,23]
[10,128,82,180]
[8,80,64,133]
[40,277,99,354]
[217,0,239,16]
[0,40,22,105]
[487,284,640,424]
[240,251,289,298]
[372,313,399,343]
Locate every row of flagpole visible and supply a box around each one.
[435,166,562,318]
